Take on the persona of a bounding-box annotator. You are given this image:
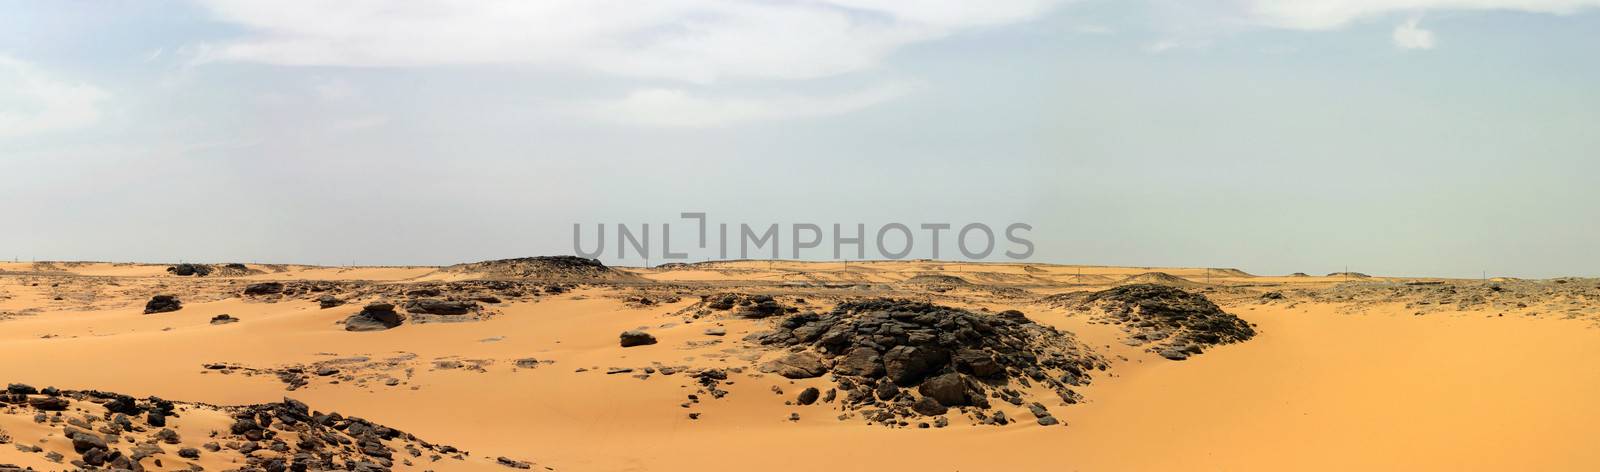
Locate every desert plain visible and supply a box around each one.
[1,257,1598,471]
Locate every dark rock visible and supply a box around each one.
[27,396,69,411]
[177,447,200,459]
[759,351,827,379]
[210,314,240,325]
[912,396,947,416]
[796,387,820,405]
[918,373,980,407]
[318,295,345,309]
[69,431,107,453]
[345,303,405,331]
[497,457,533,469]
[953,349,1003,378]
[166,263,212,277]
[619,330,657,347]
[832,347,885,377]
[735,295,786,318]
[883,345,947,386]
[144,295,182,314]
[746,298,1103,423]
[402,299,476,316]
[243,282,285,295]
[5,384,36,395]
[1054,284,1255,359]
[873,380,900,401]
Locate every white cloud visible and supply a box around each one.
[312,78,360,101]
[192,0,1067,83]
[581,83,916,127]
[0,56,110,139]
[1143,39,1210,54]
[1393,18,1437,49]
[1239,0,1600,30]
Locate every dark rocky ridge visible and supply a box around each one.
[1051,284,1256,360]
[440,256,632,282]
[746,299,1106,427]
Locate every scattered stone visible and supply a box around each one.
[497,457,533,469]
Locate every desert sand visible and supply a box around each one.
[2,258,1598,471]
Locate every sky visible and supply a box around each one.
[2,0,1598,278]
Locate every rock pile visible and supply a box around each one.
[166,263,213,277]
[143,295,182,314]
[0,384,469,471]
[243,282,285,296]
[1054,284,1255,360]
[702,293,793,318]
[745,299,1106,426]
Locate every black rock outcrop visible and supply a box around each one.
[747,299,1105,426]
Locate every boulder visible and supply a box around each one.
[796,387,820,405]
[832,347,885,378]
[344,303,405,331]
[917,373,979,407]
[144,295,182,314]
[759,351,827,379]
[953,349,1004,378]
[70,431,107,453]
[619,330,657,347]
[28,396,69,411]
[883,345,947,386]
[166,263,212,277]
[210,314,240,325]
[912,396,947,416]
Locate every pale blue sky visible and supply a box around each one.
[3,1,1597,278]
